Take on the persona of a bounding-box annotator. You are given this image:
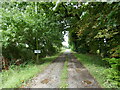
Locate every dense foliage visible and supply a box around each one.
[1,2,64,65]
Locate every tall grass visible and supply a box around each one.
[0,52,62,89]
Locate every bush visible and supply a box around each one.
[103,57,120,87]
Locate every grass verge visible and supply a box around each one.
[73,52,114,88]
[0,52,62,89]
[59,57,68,88]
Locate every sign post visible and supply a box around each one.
[34,50,41,63]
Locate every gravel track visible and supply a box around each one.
[68,53,101,88]
[25,53,66,88]
[24,50,101,88]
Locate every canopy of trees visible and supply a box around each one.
[1,2,64,64]
[1,2,120,87]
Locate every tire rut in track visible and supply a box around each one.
[25,53,66,88]
[68,53,101,88]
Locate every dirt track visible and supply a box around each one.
[25,53,66,88]
[68,53,100,88]
[24,49,101,88]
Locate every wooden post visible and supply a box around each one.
[35,2,39,63]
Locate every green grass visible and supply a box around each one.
[0,52,62,89]
[59,57,68,88]
[73,52,114,88]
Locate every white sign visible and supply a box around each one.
[34,50,41,53]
